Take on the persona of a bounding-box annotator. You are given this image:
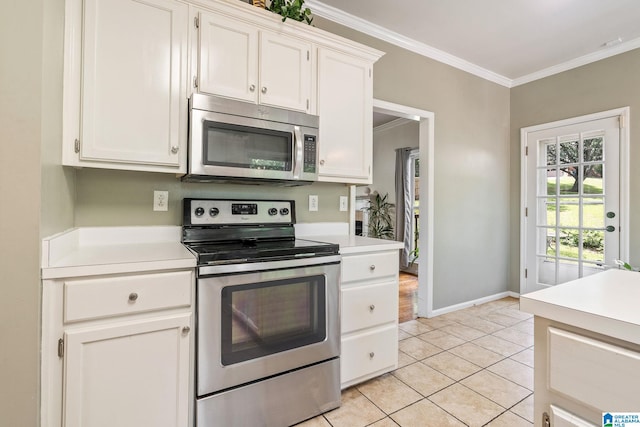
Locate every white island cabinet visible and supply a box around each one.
[306,234,403,388]
[40,227,196,427]
[520,269,640,427]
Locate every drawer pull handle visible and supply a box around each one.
[369,352,375,359]
[369,304,375,312]
[182,326,191,334]
[128,292,138,302]
[369,265,376,271]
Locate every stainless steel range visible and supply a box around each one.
[182,198,341,427]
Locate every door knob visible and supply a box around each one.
[128,292,138,302]
[607,211,616,218]
[606,225,615,232]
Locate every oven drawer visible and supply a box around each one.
[341,325,398,386]
[64,271,192,323]
[342,281,398,334]
[341,251,398,283]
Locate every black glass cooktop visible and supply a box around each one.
[186,238,339,265]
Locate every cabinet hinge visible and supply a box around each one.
[57,338,64,358]
[525,207,528,217]
[369,68,372,78]
[306,99,309,110]
[619,115,625,129]
[307,50,310,61]
[525,146,528,156]
[74,138,80,154]
[193,76,198,89]
[542,411,550,427]
[524,268,528,279]
[194,16,199,29]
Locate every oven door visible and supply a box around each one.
[197,256,340,396]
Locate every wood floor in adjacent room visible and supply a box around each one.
[399,272,418,323]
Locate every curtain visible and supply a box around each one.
[395,147,418,268]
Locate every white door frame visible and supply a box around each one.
[370,98,435,318]
[520,107,630,294]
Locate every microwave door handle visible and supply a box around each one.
[292,126,303,179]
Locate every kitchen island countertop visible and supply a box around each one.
[520,269,640,346]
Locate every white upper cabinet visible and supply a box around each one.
[63,0,189,172]
[317,48,374,184]
[197,12,258,103]
[196,11,312,113]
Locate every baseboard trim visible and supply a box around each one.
[430,291,519,317]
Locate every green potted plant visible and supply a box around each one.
[366,192,395,240]
[267,0,313,24]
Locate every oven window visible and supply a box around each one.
[203,121,292,171]
[220,275,326,365]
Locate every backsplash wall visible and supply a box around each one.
[74,168,350,226]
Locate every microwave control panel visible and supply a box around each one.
[303,135,317,173]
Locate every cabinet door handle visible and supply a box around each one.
[171,146,179,154]
[369,352,375,359]
[369,265,376,271]
[128,292,138,302]
[249,84,256,92]
[182,326,191,335]
[369,304,375,312]
[261,86,267,94]
[319,159,325,165]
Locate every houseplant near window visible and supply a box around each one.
[366,192,395,240]
[267,0,313,24]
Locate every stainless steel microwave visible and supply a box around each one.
[183,94,319,185]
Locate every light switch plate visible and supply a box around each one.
[339,196,348,211]
[309,195,318,212]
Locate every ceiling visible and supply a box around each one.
[306,0,640,87]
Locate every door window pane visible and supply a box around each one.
[544,139,557,166]
[558,139,579,164]
[558,228,579,260]
[583,137,603,162]
[558,201,579,227]
[542,168,558,196]
[583,164,603,195]
[582,230,604,263]
[537,256,556,285]
[583,198,604,228]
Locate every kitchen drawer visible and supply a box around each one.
[548,327,640,410]
[341,325,397,386]
[342,281,397,334]
[64,271,192,323]
[341,251,398,283]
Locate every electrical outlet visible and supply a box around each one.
[153,191,169,211]
[339,196,348,211]
[309,195,318,212]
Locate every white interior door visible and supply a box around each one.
[523,115,623,293]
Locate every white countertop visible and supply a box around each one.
[304,235,403,254]
[41,227,196,279]
[520,269,640,345]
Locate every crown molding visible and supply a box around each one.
[305,0,513,88]
[307,0,640,88]
[512,36,640,87]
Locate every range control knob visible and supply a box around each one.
[280,208,289,216]
[268,208,278,216]
[209,207,219,217]
[194,207,205,217]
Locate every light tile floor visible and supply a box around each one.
[298,297,534,427]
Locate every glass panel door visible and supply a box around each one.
[525,116,620,292]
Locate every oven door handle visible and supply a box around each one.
[292,125,303,180]
[198,254,341,276]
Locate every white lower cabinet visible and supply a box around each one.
[533,318,640,427]
[42,270,194,427]
[340,250,399,388]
